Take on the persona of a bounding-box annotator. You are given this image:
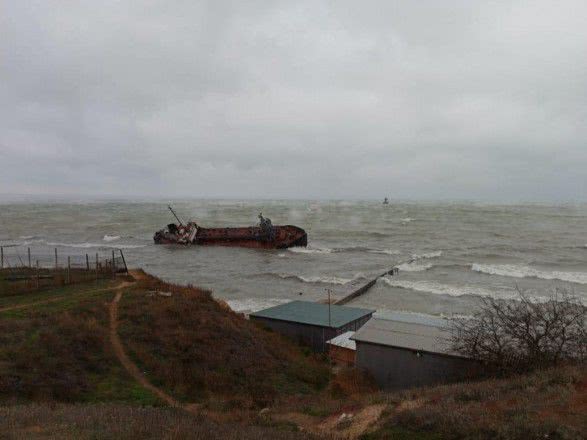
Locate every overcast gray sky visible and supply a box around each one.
[1,1,586,201]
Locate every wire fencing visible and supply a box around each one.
[0,245,128,295]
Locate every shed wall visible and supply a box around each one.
[356,341,483,390]
[251,314,372,352]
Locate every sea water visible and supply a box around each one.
[1,199,585,318]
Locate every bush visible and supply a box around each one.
[449,287,586,372]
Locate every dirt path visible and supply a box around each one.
[317,404,387,439]
[274,404,386,439]
[108,277,198,413]
[0,285,120,313]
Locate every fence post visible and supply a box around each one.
[1,246,3,269]
[95,253,99,281]
[54,248,58,269]
[119,249,128,274]
[36,260,40,289]
[28,248,31,268]
[67,256,71,284]
[86,254,90,271]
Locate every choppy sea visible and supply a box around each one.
[1,200,586,319]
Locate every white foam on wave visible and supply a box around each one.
[20,239,45,246]
[46,241,145,249]
[401,217,412,223]
[412,251,442,260]
[367,248,401,256]
[290,245,400,256]
[103,235,121,242]
[396,262,433,272]
[280,273,359,285]
[472,263,587,285]
[288,246,333,254]
[226,298,291,313]
[379,277,511,298]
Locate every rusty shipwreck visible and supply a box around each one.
[153,207,307,249]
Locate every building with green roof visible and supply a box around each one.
[250,300,374,352]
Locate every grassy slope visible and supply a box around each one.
[117,272,331,409]
[0,267,114,298]
[0,283,159,405]
[0,403,313,440]
[0,278,114,310]
[0,272,585,439]
[0,273,328,438]
[364,364,586,440]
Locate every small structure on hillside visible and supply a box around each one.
[250,301,374,352]
[326,331,356,366]
[352,318,483,390]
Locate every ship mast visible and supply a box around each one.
[168,205,184,226]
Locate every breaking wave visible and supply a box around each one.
[367,248,401,256]
[20,235,42,240]
[46,241,145,249]
[412,251,442,260]
[283,274,362,285]
[289,245,401,256]
[103,235,121,242]
[472,263,587,285]
[288,246,333,254]
[20,239,45,246]
[396,262,433,272]
[379,277,511,299]
[333,245,378,253]
[226,298,291,313]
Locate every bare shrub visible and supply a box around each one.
[449,287,586,371]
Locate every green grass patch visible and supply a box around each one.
[116,274,331,409]
[0,279,114,310]
[0,287,156,406]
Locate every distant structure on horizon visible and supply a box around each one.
[383,197,389,205]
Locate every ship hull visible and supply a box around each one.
[154,225,307,249]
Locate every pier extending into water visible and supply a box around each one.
[334,267,399,305]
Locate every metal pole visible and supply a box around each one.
[67,256,71,284]
[1,246,3,269]
[327,288,331,327]
[54,248,58,269]
[86,254,89,271]
[36,260,39,289]
[119,249,128,273]
[111,250,116,275]
[28,248,31,267]
[95,253,99,281]
[168,205,183,225]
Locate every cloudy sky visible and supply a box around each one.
[1,1,586,201]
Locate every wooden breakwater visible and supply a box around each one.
[334,267,399,305]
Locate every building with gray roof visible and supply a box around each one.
[352,318,484,390]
